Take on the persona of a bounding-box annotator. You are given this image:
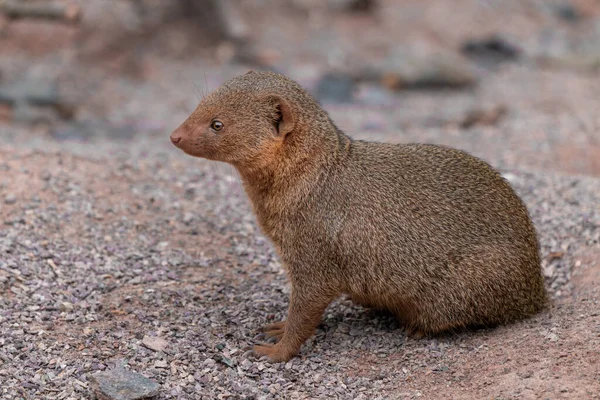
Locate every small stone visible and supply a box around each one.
[184,188,196,200]
[337,324,350,334]
[4,194,17,205]
[59,302,74,312]
[518,371,533,379]
[501,172,519,184]
[40,171,52,181]
[142,335,168,352]
[546,333,559,342]
[543,263,556,278]
[203,358,216,368]
[89,367,160,400]
[154,360,168,368]
[182,212,194,224]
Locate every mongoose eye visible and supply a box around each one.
[210,120,224,132]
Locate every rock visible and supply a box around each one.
[460,105,508,129]
[461,35,521,65]
[314,72,355,103]
[381,53,477,90]
[0,1,81,23]
[58,301,74,312]
[40,171,51,181]
[543,262,556,279]
[355,84,396,107]
[202,358,216,368]
[216,355,236,368]
[0,79,75,122]
[4,194,17,205]
[50,120,136,142]
[142,335,168,352]
[501,172,520,184]
[554,4,582,22]
[327,0,377,13]
[0,80,58,106]
[545,332,560,342]
[89,367,160,400]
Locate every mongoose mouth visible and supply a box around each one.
[169,132,217,161]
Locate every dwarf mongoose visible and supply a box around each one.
[170,70,547,362]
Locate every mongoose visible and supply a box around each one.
[170,70,547,362]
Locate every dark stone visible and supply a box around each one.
[89,367,160,400]
[314,72,355,103]
[555,4,582,22]
[381,53,477,90]
[461,35,521,65]
[328,0,378,13]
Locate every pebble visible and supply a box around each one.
[4,194,17,205]
[203,358,216,368]
[142,335,169,352]
[546,332,560,342]
[58,301,74,312]
[89,367,160,400]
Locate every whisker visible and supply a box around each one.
[203,72,209,98]
[192,81,203,102]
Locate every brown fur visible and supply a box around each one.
[170,70,547,362]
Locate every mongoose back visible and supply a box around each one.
[170,70,547,362]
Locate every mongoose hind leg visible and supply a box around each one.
[253,283,338,362]
[404,325,426,339]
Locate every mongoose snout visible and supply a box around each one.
[171,70,547,362]
[170,134,182,144]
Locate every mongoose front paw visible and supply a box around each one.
[253,343,295,363]
[259,321,285,341]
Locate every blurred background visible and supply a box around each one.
[0,0,599,174]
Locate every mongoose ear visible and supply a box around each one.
[265,94,295,137]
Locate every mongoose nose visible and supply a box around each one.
[170,135,182,145]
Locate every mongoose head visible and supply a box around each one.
[170,70,320,169]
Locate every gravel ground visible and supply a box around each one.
[1,0,600,398]
[0,134,599,399]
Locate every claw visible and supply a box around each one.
[259,321,285,332]
[260,321,285,341]
[253,342,294,363]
